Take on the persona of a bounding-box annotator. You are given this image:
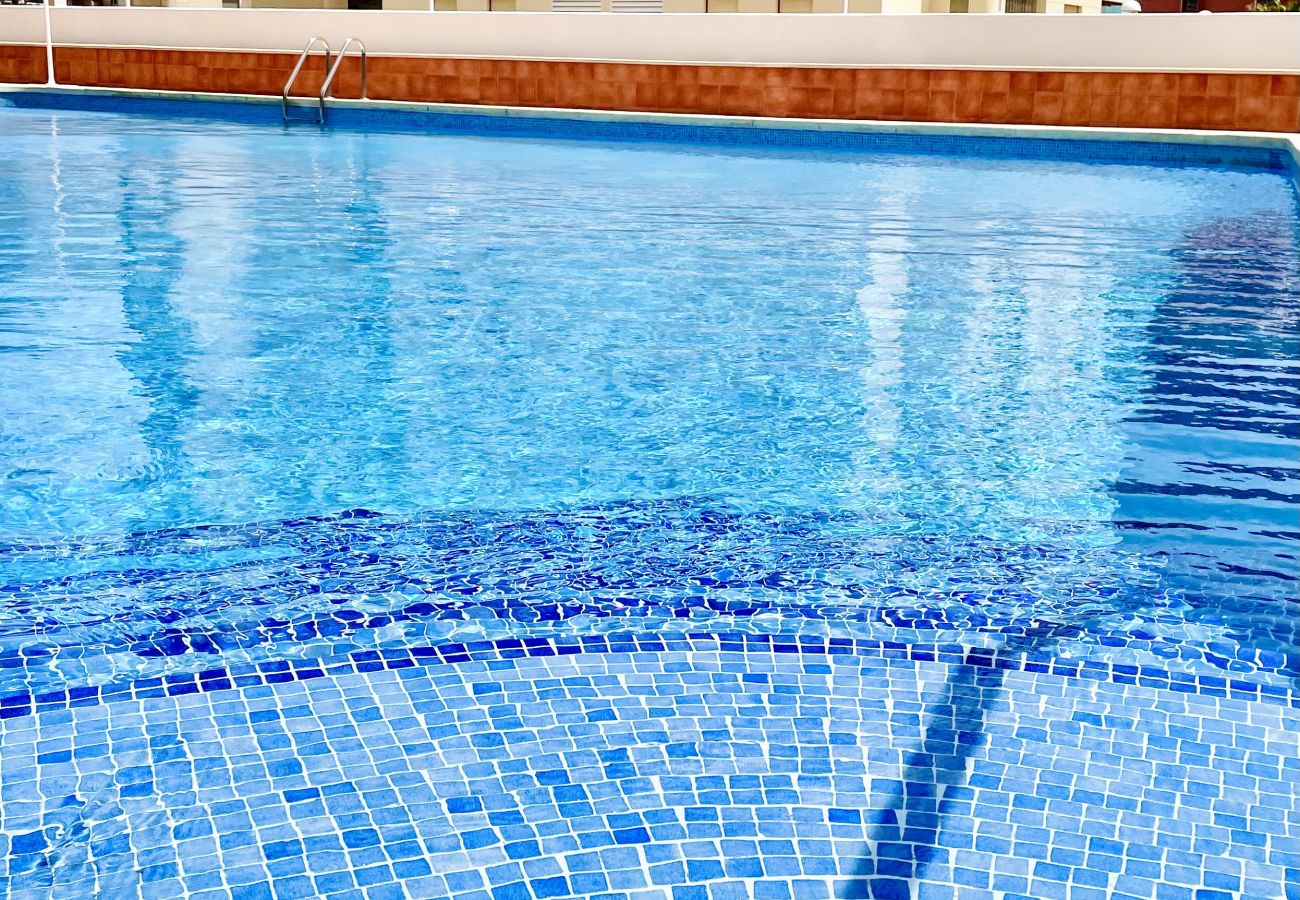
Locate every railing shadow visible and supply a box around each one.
[841,622,1066,900]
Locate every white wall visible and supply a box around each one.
[2,5,46,45]
[2,7,1298,74]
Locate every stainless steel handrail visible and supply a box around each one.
[318,37,367,124]
[282,36,331,124]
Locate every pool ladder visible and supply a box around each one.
[282,37,367,125]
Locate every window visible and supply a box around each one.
[779,0,814,10]
[1005,0,1043,10]
[950,0,969,10]
[1181,0,1199,9]
[706,0,740,10]
[1064,2,1082,9]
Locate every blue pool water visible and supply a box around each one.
[0,97,1297,900]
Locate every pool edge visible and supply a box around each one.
[4,82,1299,180]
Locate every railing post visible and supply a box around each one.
[43,0,57,88]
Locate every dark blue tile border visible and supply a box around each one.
[1,631,1294,725]
[1,88,1294,175]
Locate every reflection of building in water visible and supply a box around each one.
[1112,214,1300,611]
[0,121,151,540]
[846,167,1141,549]
[849,170,914,521]
[112,131,205,534]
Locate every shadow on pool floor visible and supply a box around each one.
[844,624,1066,900]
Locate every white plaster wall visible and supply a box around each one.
[1,5,47,45]
[3,8,1298,74]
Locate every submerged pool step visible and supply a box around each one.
[3,499,1295,700]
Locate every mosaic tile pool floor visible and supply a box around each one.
[1,99,1298,899]
[3,637,1297,900]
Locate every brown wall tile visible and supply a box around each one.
[955,91,982,124]
[0,44,46,84]
[5,46,1295,134]
[1008,93,1035,125]
[1036,71,1065,93]
[1009,71,1038,95]
[1089,94,1119,126]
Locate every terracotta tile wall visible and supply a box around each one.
[0,44,46,85]
[5,44,1298,134]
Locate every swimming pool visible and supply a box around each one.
[1,94,1297,900]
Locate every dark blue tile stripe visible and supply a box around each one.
[1,631,1294,724]
[1,89,1293,174]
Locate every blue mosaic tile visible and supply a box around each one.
[1,630,1295,729]
[2,641,1295,897]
